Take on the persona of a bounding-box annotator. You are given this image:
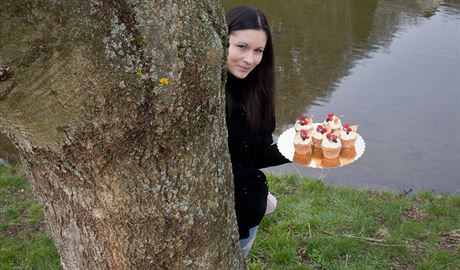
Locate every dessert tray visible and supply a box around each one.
[277,126,366,169]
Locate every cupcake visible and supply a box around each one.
[323,112,341,131]
[293,129,312,155]
[312,124,329,148]
[321,132,342,159]
[295,114,314,132]
[339,123,359,148]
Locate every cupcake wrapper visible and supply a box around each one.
[294,143,312,155]
[321,146,341,159]
[321,157,341,168]
[340,146,357,159]
[341,137,357,148]
[293,152,312,164]
[312,137,322,148]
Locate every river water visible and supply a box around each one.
[1,1,459,193]
[222,0,460,194]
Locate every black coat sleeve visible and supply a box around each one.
[255,143,290,169]
[254,120,291,169]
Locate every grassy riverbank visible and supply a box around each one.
[250,175,459,269]
[1,165,459,269]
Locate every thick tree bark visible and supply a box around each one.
[0,1,243,269]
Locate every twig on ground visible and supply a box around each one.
[320,229,412,247]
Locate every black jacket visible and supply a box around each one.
[226,103,290,239]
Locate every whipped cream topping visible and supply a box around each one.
[312,129,324,140]
[321,136,342,148]
[295,120,313,131]
[340,129,357,140]
[324,116,341,130]
[294,132,312,145]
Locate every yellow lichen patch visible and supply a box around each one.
[159,77,169,86]
[136,67,143,78]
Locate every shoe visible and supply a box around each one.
[265,192,277,215]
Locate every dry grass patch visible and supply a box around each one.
[403,200,427,221]
[439,229,460,250]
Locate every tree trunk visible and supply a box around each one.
[0,0,243,269]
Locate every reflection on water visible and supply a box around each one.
[223,0,460,193]
[1,1,459,193]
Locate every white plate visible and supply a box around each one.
[277,126,366,169]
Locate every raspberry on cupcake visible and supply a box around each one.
[295,114,314,132]
[323,112,341,131]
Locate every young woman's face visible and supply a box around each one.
[227,29,267,79]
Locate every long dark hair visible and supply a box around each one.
[226,6,275,130]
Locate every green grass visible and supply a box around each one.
[248,174,460,270]
[1,165,459,269]
[0,165,61,270]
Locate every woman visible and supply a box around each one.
[225,6,290,257]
